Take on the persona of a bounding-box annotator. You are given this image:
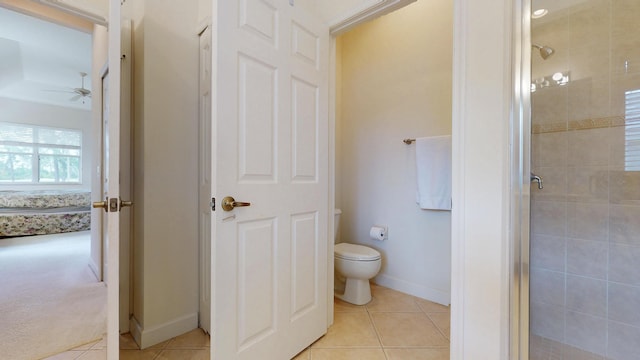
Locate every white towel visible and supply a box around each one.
[415,135,452,210]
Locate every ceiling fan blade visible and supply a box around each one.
[42,89,76,94]
[41,73,91,102]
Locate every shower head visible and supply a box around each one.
[532,43,555,60]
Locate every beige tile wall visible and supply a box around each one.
[530,0,640,359]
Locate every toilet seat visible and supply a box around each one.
[334,243,381,261]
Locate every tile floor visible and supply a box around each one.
[45,285,450,360]
[43,329,209,360]
[293,284,450,360]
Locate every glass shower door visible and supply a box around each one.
[529,0,640,359]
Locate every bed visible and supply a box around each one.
[0,190,91,237]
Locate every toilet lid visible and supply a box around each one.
[335,243,381,261]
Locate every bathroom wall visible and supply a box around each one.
[337,0,453,304]
[530,1,640,358]
[130,0,200,348]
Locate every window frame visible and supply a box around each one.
[625,89,640,172]
[0,122,83,185]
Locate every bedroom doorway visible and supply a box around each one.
[0,2,110,358]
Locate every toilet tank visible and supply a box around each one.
[334,209,342,242]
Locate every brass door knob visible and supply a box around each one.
[93,200,108,211]
[221,196,251,211]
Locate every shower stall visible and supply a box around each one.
[527,0,640,359]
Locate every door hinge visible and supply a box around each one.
[210,197,216,211]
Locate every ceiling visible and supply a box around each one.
[0,5,92,110]
[0,0,588,113]
[532,0,590,25]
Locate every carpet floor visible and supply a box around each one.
[0,231,107,360]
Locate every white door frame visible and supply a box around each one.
[197,24,212,334]
[449,0,515,358]
[118,18,133,334]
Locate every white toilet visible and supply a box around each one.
[334,209,382,305]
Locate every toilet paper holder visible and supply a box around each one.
[370,225,387,241]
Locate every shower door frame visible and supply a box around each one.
[511,0,532,359]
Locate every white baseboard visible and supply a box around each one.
[374,273,450,306]
[129,312,199,349]
[87,260,100,281]
[129,316,143,347]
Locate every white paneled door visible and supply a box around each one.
[103,1,124,359]
[212,1,329,359]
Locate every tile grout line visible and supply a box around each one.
[416,296,450,342]
[424,312,450,342]
[365,297,390,360]
[151,348,163,360]
[423,302,451,341]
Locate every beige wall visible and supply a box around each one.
[130,0,201,348]
[337,0,453,304]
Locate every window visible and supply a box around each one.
[625,89,640,171]
[0,122,82,184]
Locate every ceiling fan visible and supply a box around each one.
[44,72,92,102]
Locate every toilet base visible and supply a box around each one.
[334,278,372,305]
